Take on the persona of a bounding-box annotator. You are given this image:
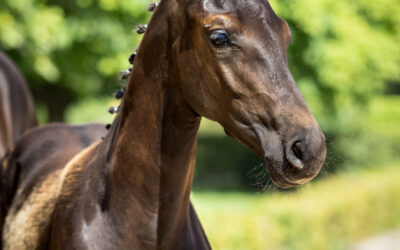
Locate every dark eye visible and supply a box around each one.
[210,30,229,46]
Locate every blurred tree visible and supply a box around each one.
[0,0,150,120]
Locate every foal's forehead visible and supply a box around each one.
[199,0,287,29]
[194,0,291,43]
[201,0,275,18]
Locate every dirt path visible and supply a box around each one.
[352,227,400,250]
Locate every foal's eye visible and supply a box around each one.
[210,30,230,46]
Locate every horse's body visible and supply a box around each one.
[0,51,37,158]
[0,123,109,249]
[0,0,327,249]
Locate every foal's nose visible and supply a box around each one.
[286,126,326,177]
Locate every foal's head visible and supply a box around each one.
[144,0,326,188]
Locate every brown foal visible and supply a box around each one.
[0,50,37,158]
[0,0,326,249]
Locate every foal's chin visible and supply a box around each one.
[262,140,325,189]
[264,160,305,189]
[262,153,322,189]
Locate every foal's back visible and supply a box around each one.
[0,51,37,157]
[0,123,106,249]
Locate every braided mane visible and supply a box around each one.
[105,2,159,130]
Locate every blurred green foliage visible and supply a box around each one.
[267,0,400,172]
[2,0,400,246]
[192,163,400,250]
[65,97,117,124]
[0,0,150,120]
[1,0,400,180]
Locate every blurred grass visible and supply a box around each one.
[192,162,400,250]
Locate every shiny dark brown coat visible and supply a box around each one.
[0,123,107,249]
[0,50,37,157]
[0,0,327,249]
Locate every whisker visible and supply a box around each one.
[247,162,276,193]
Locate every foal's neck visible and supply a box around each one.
[102,7,202,247]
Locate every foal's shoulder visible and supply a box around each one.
[0,123,107,218]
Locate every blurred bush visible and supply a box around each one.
[192,163,400,250]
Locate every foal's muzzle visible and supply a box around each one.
[262,124,326,188]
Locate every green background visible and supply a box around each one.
[1,0,400,248]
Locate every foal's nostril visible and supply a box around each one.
[292,141,303,161]
[286,140,304,170]
[283,128,326,183]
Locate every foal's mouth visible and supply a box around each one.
[263,160,302,189]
